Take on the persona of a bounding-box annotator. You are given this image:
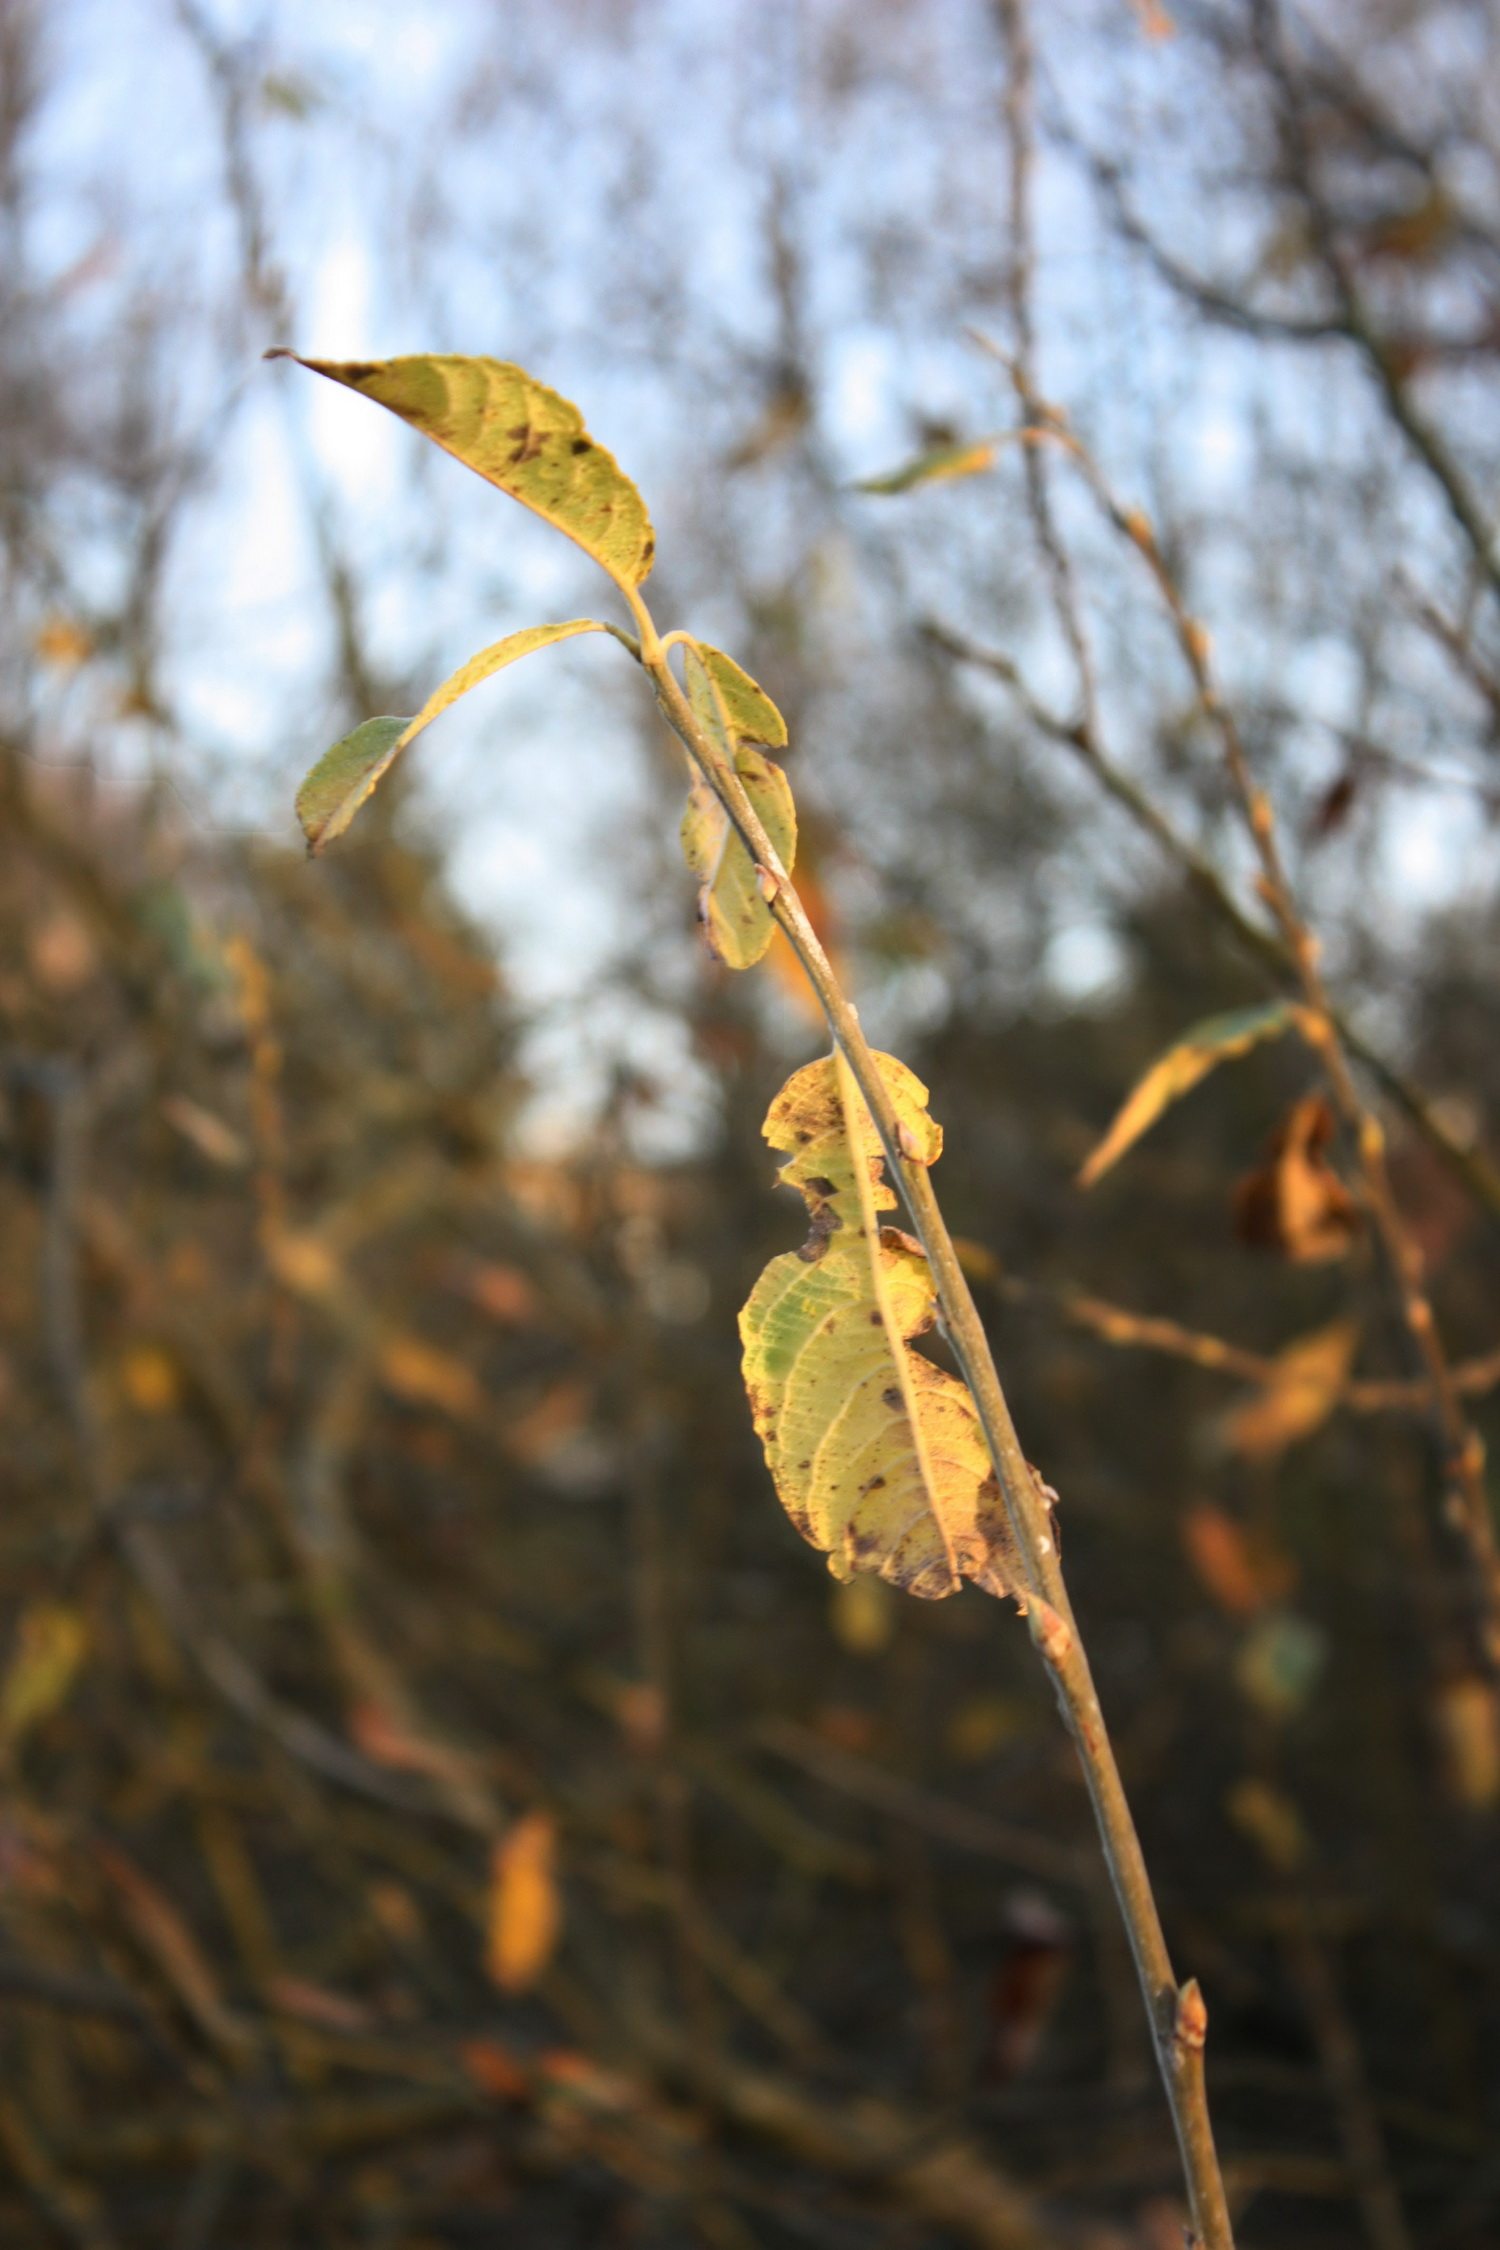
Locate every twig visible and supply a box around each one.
[623,583,1238,2242]
[1059,426,1500,1677]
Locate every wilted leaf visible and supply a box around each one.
[1079,1001,1305,1188]
[857,438,998,494]
[680,642,797,968]
[296,621,606,852]
[1223,1319,1358,1459]
[486,1810,561,1993]
[739,1049,1018,1600]
[1,1606,87,1748]
[1233,1094,1362,1262]
[271,353,655,591]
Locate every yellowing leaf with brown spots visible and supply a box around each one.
[485,1810,561,1993]
[270,353,655,592]
[680,642,796,969]
[739,1050,1018,1601]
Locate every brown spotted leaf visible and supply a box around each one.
[271,354,654,592]
[739,1050,1017,1601]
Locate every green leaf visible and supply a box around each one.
[679,643,796,969]
[270,353,655,592]
[1078,1000,1306,1189]
[856,438,998,495]
[295,621,608,852]
[690,642,787,748]
[739,1049,1018,1602]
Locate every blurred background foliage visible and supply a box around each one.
[2,0,1499,2243]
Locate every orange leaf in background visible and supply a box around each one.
[378,1334,482,1420]
[1182,1504,1294,1616]
[486,1810,561,1994]
[1222,1320,1358,1460]
[764,849,841,1028]
[461,2036,532,2102]
[1433,1675,1500,1810]
[34,616,94,667]
[120,1344,181,1415]
[465,1261,539,1325]
[267,1975,371,2032]
[1233,1096,1361,1264]
[504,1377,590,1465]
[29,913,95,992]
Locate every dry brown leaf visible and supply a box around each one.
[485,1810,561,1994]
[1233,1096,1361,1263]
[1223,1320,1358,1459]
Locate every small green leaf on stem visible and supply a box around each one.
[1079,1000,1307,1188]
[296,717,411,854]
[295,621,609,852]
[679,643,796,968]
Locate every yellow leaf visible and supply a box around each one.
[1079,1001,1306,1189]
[679,643,796,969]
[1223,1320,1358,1459]
[34,616,94,667]
[486,1810,561,1993]
[377,1335,483,1420]
[857,438,998,494]
[121,1344,181,1415]
[739,1049,1018,1602]
[0,1606,86,1747]
[267,1231,340,1300]
[1433,1675,1500,1809]
[271,353,654,592]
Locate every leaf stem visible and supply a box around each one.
[641,624,1237,2250]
